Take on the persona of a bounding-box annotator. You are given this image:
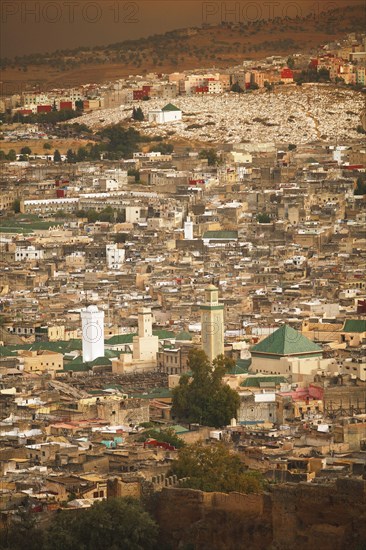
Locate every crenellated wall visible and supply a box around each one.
[154,478,366,550]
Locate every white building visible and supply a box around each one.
[99,170,127,191]
[81,305,105,363]
[208,81,223,94]
[125,205,144,223]
[184,216,194,239]
[15,246,44,262]
[99,178,123,192]
[106,244,125,270]
[148,103,182,123]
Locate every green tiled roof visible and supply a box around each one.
[64,355,111,371]
[68,356,84,365]
[162,103,180,112]
[342,320,366,333]
[89,356,112,366]
[154,330,175,339]
[132,387,172,400]
[105,330,175,345]
[105,334,135,345]
[203,230,238,240]
[0,347,18,357]
[104,349,120,359]
[63,363,91,372]
[1,339,82,355]
[227,358,251,375]
[175,331,193,341]
[251,325,322,356]
[240,375,286,388]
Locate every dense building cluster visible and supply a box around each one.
[0,28,365,544]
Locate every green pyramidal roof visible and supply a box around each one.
[251,325,322,356]
[162,103,181,111]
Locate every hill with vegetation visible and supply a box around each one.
[1,4,365,94]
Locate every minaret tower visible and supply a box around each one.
[81,305,105,362]
[184,216,194,240]
[200,284,224,362]
[132,307,159,362]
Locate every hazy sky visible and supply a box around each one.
[1,0,364,57]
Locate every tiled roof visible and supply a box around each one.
[342,319,366,333]
[105,334,135,345]
[131,387,172,400]
[175,331,193,341]
[251,324,322,356]
[105,330,175,345]
[162,103,181,112]
[227,358,251,375]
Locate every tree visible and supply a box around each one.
[0,507,44,550]
[55,210,66,218]
[231,82,244,93]
[287,56,295,69]
[198,148,218,166]
[75,209,87,218]
[43,142,52,150]
[116,210,126,223]
[138,427,185,448]
[149,142,173,154]
[288,144,297,151]
[12,199,21,213]
[98,206,115,223]
[42,498,158,550]
[76,147,88,161]
[132,106,144,121]
[318,67,330,81]
[100,125,142,159]
[264,81,273,91]
[20,146,31,155]
[172,350,240,428]
[86,209,99,223]
[6,149,16,161]
[172,443,267,493]
[114,233,127,243]
[128,168,140,182]
[354,175,366,195]
[53,149,61,162]
[75,99,84,111]
[66,149,76,163]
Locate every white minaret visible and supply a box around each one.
[200,284,224,363]
[184,216,194,240]
[81,305,105,362]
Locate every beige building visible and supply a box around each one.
[250,325,333,382]
[17,349,63,374]
[132,308,159,363]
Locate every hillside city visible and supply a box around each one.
[0,26,366,550]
